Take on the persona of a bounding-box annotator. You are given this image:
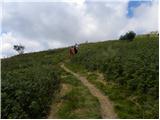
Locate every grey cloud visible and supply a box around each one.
[1,1,158,58]
[3,2,85,44]
[2,2,129,46]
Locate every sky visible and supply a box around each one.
[0,0,159,58]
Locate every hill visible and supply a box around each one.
[1,34,159,118]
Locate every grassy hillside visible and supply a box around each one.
[1,48,67,118]
[68,35,159,118]
[1,34,159,118]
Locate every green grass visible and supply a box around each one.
[66,34,159,119]
[1,48,68,118]
[68,63,158,118]
[1,34,159,119]
[56,70,101,119]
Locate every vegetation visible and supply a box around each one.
[1,34,159,119]
[52,69,101,118]
[68,35,159,118]
[1,48,67,118]
[13,45,25,54]
[119,31,136,41]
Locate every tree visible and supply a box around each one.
[13,45,25,54]
[119,35,127,40]
[119,31,136,41]
[119,35,124,40]
[126,31,136,41]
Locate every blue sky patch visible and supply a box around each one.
[127,0,152,18]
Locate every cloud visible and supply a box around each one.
[1,32,18,58]
[0,32,45,58]
[1,0,158,58]
[122,0,158,34]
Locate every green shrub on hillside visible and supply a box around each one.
[70,36,159,118]
[119,31,136,41]
[1,49,66,118]
[1,64,60,118]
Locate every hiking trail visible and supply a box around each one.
[60,64,117,119]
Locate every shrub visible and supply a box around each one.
[119,31,136,41]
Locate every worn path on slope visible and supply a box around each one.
[60,64,117,119]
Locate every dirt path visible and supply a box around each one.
[60,64,117,119]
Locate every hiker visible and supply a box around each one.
[69,43,79,57]
[74,43,78,54]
